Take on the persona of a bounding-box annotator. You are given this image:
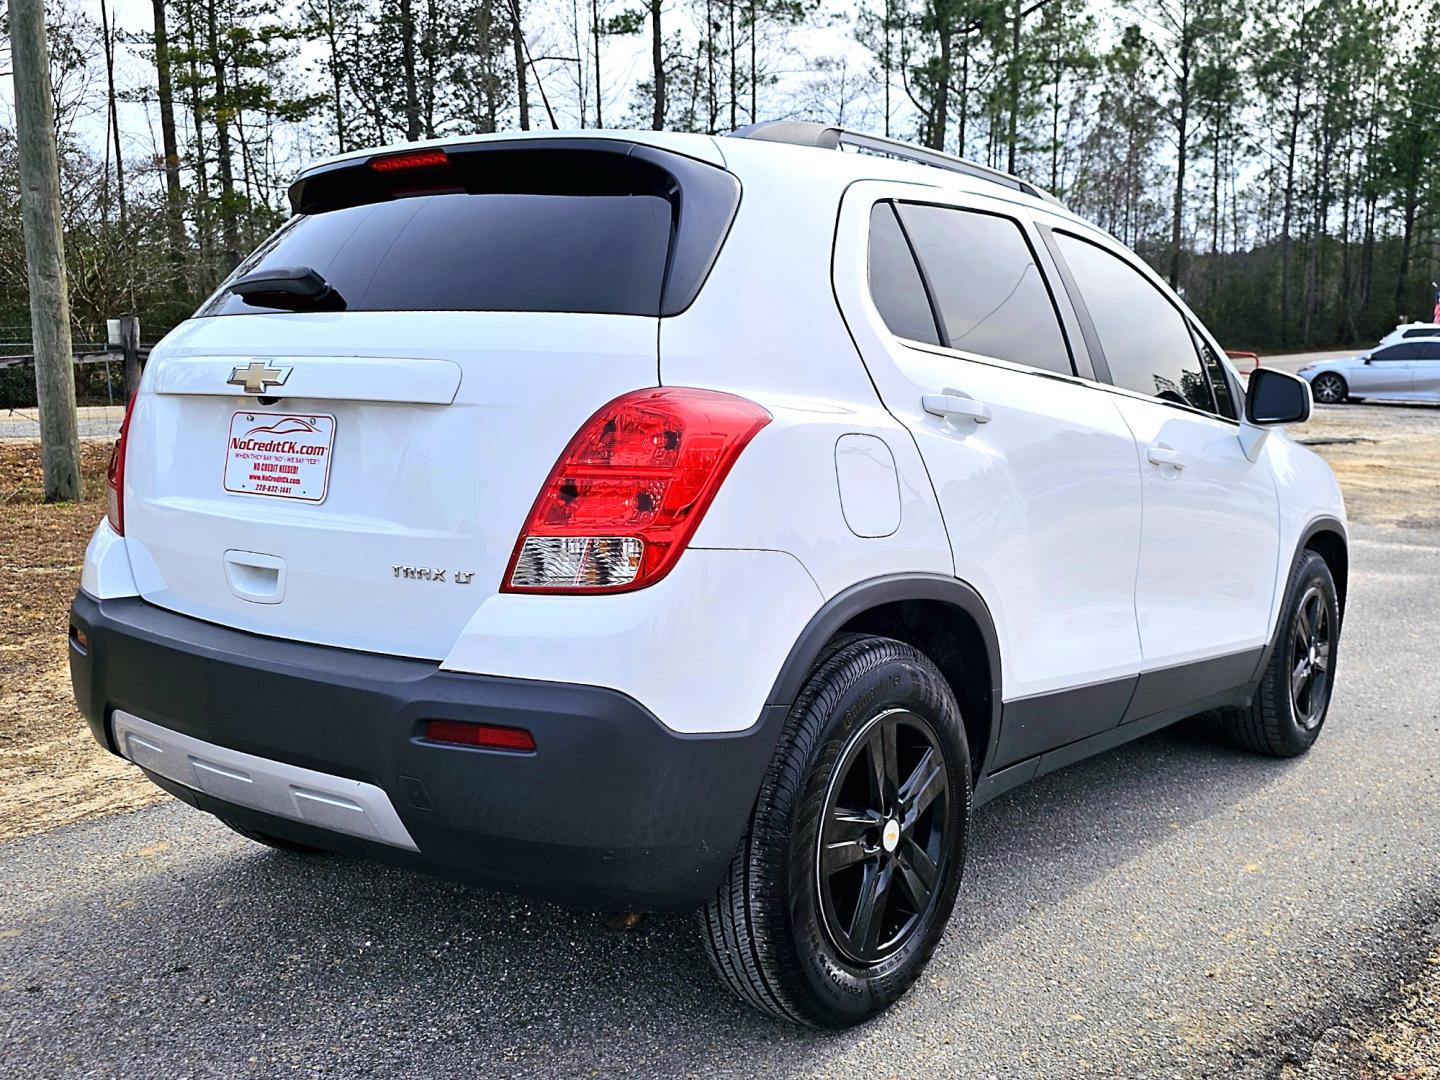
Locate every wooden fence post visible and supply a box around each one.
[119,316,141,399]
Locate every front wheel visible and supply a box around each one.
[1222,550,1340,757]
[702,635,971,1027]
[1311,372,1349,404]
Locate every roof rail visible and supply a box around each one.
[728,121,1062,206]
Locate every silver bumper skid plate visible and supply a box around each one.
[112,710,419,851]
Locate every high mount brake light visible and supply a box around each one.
[368,148,450,172]
[106,393,138,535]
[503,388,771,594]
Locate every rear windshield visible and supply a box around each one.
[202,194,671,316]
[199,143,739,319]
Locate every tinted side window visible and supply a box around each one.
[1055,232,1216,413]
[1413,340,1440,360]
[896,203,1072,376]
[1374,344,1416,361]
[1403,328,1440,339]
[868,203,941,345]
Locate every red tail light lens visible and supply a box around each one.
[503,387,771,594]
[106,393,138,535]
[425,719,535,753]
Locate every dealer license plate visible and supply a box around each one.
[223,411,336,503]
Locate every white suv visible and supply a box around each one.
[70,123,1347,1028]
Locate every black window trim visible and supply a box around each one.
[885,197,1081,380]
[1186,320,1241,421]
[1044,224,1242,428]
[870,201,945,346]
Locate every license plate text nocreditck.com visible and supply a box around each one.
[223,412,336,503]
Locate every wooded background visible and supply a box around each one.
[1,0,1437,352]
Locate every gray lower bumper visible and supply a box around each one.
[113,710,418,850]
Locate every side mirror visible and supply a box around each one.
[1363,354,1373,365]
[1245,367,1312,426]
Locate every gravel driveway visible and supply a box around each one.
[3,515,1439,1078]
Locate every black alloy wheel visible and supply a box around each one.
[1289,584,1332,731]
[1221,549,1340,758]
[817,708,952,965]
[702,633,971,1027]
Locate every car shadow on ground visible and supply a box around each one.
[24,719,1302,1075]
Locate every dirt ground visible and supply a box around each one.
[1292,402,1440,531]
[0,440,165,845]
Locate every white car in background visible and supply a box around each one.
[1375,321,1440,349]
[1298,337,1440,404]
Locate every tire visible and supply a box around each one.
[220,817,327,854]
[1311,372,1348,404]
[702,635,971,1028]
[1221,550,1340,757]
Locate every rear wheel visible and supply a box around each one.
[701,635,971,1027]
[1222,550,1339,757]
[1311,372,1348,404]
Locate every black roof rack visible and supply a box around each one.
[728,121,1062,206]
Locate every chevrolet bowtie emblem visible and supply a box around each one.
[227,361,291,395]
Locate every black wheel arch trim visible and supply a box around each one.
[765,572,1005,776]
[1248,515,1348,685]
[1297,515,1348,620]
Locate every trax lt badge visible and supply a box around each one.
[228,361,292,395]
[394,565,475,585]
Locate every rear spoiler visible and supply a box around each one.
[284,138,741,318]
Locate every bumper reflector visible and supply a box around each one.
[424,719,536,753]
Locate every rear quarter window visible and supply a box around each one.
[867,203,941,345]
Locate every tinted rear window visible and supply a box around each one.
[203,194,672,317]
[200,144,740,319]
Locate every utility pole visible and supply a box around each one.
[8,0,81,502]
[1007,0,1021,176]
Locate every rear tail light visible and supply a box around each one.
[106,393,138,535]
[503,387,771,593]
[425,719,535,753]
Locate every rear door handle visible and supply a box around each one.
[1146,446,1185,470]
[921,394,992,424]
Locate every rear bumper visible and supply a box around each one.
[69,591,784,911]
